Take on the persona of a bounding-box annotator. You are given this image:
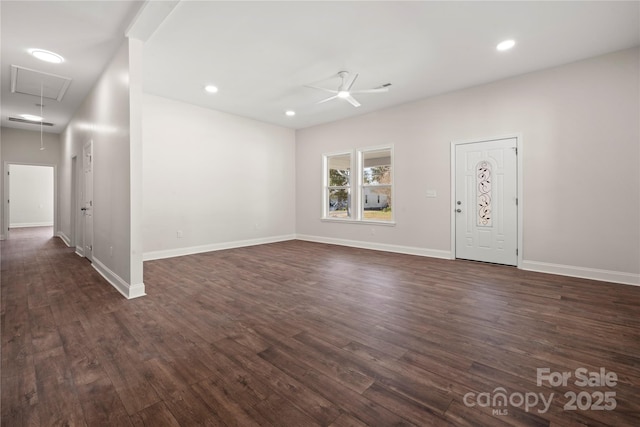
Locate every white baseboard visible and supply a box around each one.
[521,260,640,287]
[92,256,146,299]
[9,222,54,228]
[57,232,71,247]
[295,234,452,260]
[143,234,297,261]
[294,235,638,287]
[141,232,638,288]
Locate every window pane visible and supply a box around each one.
[363,149,391,185]
[363,186,391,220]
[328,154,351,187]
[328,188,351,218]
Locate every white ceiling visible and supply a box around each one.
[143,1,639,129]
[2,1,639,134]
[1,1,142,133]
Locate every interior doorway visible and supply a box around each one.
[4,163,56,239]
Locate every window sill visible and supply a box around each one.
[321,218,396,226]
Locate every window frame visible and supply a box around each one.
[322,145,395,225]
[358,145,394,223]
[322,150,354,221]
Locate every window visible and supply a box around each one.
[323,146,393,223]
[361,148,392,221]
[325,153,352,219]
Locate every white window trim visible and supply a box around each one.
[322,150,354,221]
[357,144,394,223]
[322,145,395,225]
[321,218,396,226]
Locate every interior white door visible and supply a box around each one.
[82,142,93,261]
[455,138,517,265]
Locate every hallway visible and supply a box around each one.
[1,227,132,424]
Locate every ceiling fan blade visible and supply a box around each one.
[345,73,359,91]
[351,87,389,94]
[305,85,338,94]
[345,95,361,107]
[317,95,339,104]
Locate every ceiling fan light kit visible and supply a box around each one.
[306,71,391,108]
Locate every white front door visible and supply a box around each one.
[82,141,94,261]
[455,138,518,266]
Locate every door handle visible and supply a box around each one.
[81,207,87,211]
[456,209,462,213]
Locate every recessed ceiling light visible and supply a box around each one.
[20,114,43,121]
[29,49,64,63]
[285,110,296,117]
[496,39,516,51]
[204,85,218,93]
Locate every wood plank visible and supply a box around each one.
[259,345,414,426]
[363,382,457,426]
[213,337,341,425]
[99,350,161,416]
[251,327,375,395]
[3,227,640,426]
[328,413,369,427]
[295,331,453,414]
[130,401,181,427]
[163,386,228,426]
[34,375,85,427]
[251,393,321,427]
[28,305,62,354]
[190,376,263,427]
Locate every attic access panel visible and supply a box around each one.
[10,65,72,101]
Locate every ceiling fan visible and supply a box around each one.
[306,71,391,107]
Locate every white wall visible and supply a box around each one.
[9,164,54,227]
[295,48,640,284]
[142,94,296,260]
[59,39,145,298]
[0,127,61,238]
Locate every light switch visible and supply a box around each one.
[426,190,437,198]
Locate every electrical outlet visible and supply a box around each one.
[176,230,183,238]
[370,228,376,236]
[109,246,113,257]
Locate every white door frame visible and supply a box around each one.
[2,162,8,240]
[450,133,523,267]
[81,141,93,261]
[70,155,77,247]
[73,154,84,256]
[3,161,58,240]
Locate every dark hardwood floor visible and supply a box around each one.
[2,227,639,426]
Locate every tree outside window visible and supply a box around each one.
[324,147,393,222]
[327,153,351,218]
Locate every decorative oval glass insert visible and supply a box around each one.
[477,161,492,227]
